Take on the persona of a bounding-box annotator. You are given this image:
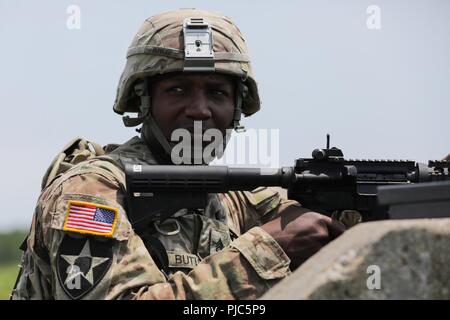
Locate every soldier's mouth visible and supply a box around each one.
[175,125,217,134]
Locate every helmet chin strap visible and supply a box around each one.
[121,78,174,164]
[122,78,249,165]
[233,81,248,132]
[141,119,174,164]
[215,80,247,159]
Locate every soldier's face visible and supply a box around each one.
[150,73,235,140]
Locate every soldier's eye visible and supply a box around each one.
[167,86,184,94]
[210,89,228,97]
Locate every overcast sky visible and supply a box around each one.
[1,0,449,231]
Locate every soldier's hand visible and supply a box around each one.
[261,206,346,270]
[442,153,450,161]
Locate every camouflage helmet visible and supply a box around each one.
[113,8,260,118]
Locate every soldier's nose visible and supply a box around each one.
[185,91,212,121]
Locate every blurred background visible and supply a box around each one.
[0,0,449,298]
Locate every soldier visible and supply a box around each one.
[11,9,345,300]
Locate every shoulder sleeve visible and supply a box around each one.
[13,160,165,299]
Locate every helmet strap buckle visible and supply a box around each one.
[122,79,151,127]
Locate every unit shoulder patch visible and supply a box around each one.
[56,235,113,299]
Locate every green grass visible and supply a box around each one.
[0,263,20,300]
[0,229,27,299]
[0,230,27,265]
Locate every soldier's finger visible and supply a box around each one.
[441,153,450,161]
[326,218,346,239]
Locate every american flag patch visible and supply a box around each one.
[63,201,118,237]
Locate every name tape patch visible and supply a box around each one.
[167,251,199,269]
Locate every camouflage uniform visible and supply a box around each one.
[12,137,296,300]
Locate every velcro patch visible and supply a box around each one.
[63,200,118,237]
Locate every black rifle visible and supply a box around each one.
[125,136,450,230]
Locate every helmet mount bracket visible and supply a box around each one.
[183,17,215,72]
